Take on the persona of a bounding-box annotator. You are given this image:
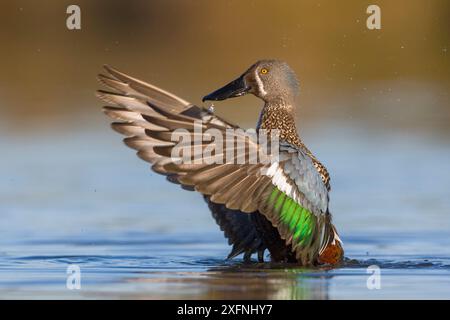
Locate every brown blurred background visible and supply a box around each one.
[0,0,448,134]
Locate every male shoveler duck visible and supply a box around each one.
[97,60,344,266]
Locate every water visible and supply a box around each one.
[1,122,450,299]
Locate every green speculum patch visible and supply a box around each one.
[268,187,315,246]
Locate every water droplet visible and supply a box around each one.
[208,104,215,113]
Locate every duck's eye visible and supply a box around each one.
[260,68,269,74]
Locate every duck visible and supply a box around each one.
[97,60,344,266]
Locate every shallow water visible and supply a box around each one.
[1,122,450,299]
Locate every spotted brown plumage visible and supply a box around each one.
[258,103,331,191]
[97,60,343,266]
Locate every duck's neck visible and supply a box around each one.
[257,99,302,147]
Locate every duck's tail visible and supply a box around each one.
[318,213,344,265]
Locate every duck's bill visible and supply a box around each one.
[202,75,250,102]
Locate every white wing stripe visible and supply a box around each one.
[264,144,329,214]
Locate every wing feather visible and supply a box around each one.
[98,66,332,264]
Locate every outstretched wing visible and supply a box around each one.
[98,65,266,259]
[97,66,330,264]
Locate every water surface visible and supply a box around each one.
[1,122,449,299]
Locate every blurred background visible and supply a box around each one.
[1,0,449,246]
[0,0,449,132]
[0,0,449,299]
[1,0,450,245]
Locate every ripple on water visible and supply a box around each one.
[343,257,450,270]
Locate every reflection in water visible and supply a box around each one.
[128,263,333,300]
[204,264,332,300]
[124,254,450,299]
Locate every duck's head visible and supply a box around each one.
[202,60,300,104]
